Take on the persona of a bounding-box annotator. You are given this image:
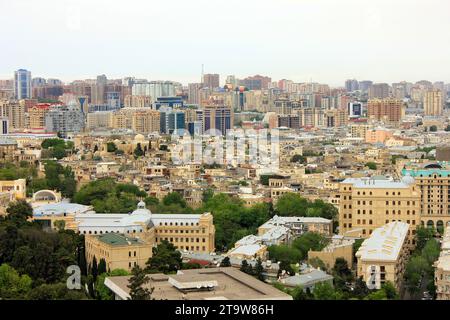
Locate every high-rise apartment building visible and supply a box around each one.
[423,90,443,116]
[131,81,175,102]
[202,74,220,89]
[124,95,152,108]
[359,80,373,93]
[187,83,203,104]
[241,75,272,90]
[368,83,390,99]
[203,105,233,135]
[0,100,25,130]
[131,109,160,134]
[0,117,9,134]
[86,111,113,131]
[14,69,32,99]
[345,79,359,92]
[110,108,160,134]
[28,103,51,129]
[45,103,85,136]
[402,164,450,231]
[367,98,405,123]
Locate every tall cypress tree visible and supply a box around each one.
[98,258,107,275]
[220,257,231,267]
[128,265,153,300]
[255,258,265,281]
[91,256,98,282]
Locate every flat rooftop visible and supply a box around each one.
[96,233,144,246]
[356,222,409,262]
[105,267,292,300]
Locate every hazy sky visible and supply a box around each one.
[1,0,450,86]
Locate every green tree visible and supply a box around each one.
[240,260,253,274]
[415,226,435,252]
[404,255,428,294]
[146,240,182,274]
[290,154,306,164]
[308,257,326,270]
[98,258,107,275]
[220,257,231,267]
[292,232,330,260]
[54,220,65,231]
[255,258,265,281]
[73,178,146,213]
[275,193,337,220]
[144,196,159,207]
[353,277,369,299]
[366,289,387,300]
[268,245,302,264]
[6,200,33,225]
[381,281,399,300]
[365,162,377,170]
[332,258,352,281]
[291,286,311,300]
[134,143,144,158]
[312,282,340,300]
[202,188,214,203]
[0,263,32,299]
[91,256,98,282]
[106,142,118,153]
[163,192,187,208]
[128,265,153,300]
[95,269,129,300]
[27,282,87,300]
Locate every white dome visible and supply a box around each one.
[402,173,415,185]
[131,201,152,216]
[134,134,145,141]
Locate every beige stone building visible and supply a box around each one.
[308,236,354,270]
[85,233,153,271]
[338,176,420,246]
[28,104,50,129]
[402,164,450,231]
[0,178,26,200]
[367,98,405,124]
[124,95,152,108]
[110,108,160,134]
[435,224,450,300]
[75,202,215,271]
[356,221,410,291]
[104,267,292,300]
[0,100,25,130]
[423,90,443,116]
[86,111,112,131]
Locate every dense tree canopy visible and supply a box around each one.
[146,240,182,274]
[275,193,337,220]
[73,178,147,213]
[128,265,152,300]
[41,139,74,160]
[0,201,86,300]
[0,162,37,181]
[199,193,271,251]
[28,161,77,198]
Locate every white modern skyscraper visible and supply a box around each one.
[14,69,32,99]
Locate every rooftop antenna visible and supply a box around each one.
[201,64,204,84]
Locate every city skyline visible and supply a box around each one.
[1,0,450,85]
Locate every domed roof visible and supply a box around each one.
[131,201,152,216]
[402,173,415,185]
[134,134,145,141]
